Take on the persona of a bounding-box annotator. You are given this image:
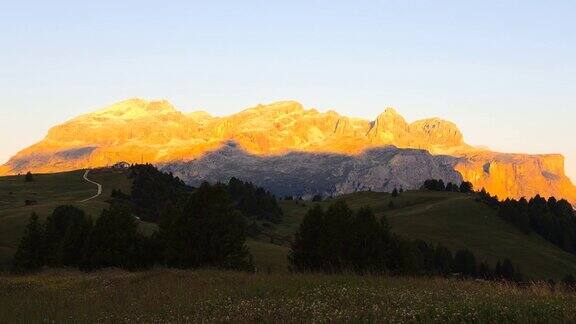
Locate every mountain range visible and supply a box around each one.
[2,98,575,203]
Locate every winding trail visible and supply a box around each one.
[80,169,102,202]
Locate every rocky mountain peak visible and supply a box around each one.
[368,107,410,141]
[246,101,305,116]
[409,118,465,147]
[2,98,575,205]
[90,98,177,120]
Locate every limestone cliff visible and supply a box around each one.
[455,152,576,203]
[2,98,575,204]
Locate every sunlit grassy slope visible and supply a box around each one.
[0,169,145,269]
[270,191,576,280]
[1,170,576,279]
[2,268,576,323]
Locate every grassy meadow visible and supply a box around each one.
[273,191,576,280]
[2,268,576,323]
[0,169,147,269]
[2,169,576,279]
[3,170,576,322]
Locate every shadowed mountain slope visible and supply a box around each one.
[161,142,462,198]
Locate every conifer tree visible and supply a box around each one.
[12,213,44,273]
[349,207,387,273]
[82,204,141,269]
[289,204,326,271]
[453,249,476,277]
[477,261,491,279]
[43,205,91,266]
[434,244,453,276]
[459,181,473,193]
[501,258,516,280]
[415,240,435,273]
[321,199,353,271]
[164,182,254,271]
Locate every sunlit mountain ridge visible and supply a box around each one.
[1,98,575,204]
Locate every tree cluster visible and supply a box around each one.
[422,179,473,193]
[12,205,156,273]
[24,171,34,182]
[477,188,500,209]
[158,182,254,271]
[481,190,576,254]
[128,164,192,222]
[289,200,522,281]
[120,165,283,224]
[227,177,283,223]
[13,182,255,273]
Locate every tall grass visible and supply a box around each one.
[1,268,576,323]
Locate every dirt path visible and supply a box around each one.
[80,169,102,202]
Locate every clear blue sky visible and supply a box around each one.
[1,0,575,180]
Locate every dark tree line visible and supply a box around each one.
[422,179,473,193]
[289,200,522,281]
[12,182,254,273]
[127,164,192,222]
[479,189,576,254]
[12,205,156,272]
[115,165,283,224]
[158,182,254,271]
[227,177,283,223]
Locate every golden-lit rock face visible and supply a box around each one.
[3,98,575,203]
[455,152,576,203]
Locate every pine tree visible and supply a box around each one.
[437,179,446,191]
[12,213,44,273]
[389,239,421,275]
[459,181,473,193]
[348,207,387,273]
[164,182,254,271]
[414,240,435,274]
[477,261,491,279]
[434,244,453,276]
[289,204,326,271]
[501,258,515,281]
[453,249,476,277]
[43,205,91,266]
[157,201,181,241]
[445,182,458,192]
[494,260,503,279]
[321,199,353,271]
[82,204,141,269]
[24,171,34,182]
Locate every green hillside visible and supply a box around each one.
[2,170,576,279]
[0,169,147,269]
[269,191,576,280]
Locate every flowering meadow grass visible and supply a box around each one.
[2,268,576,323]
